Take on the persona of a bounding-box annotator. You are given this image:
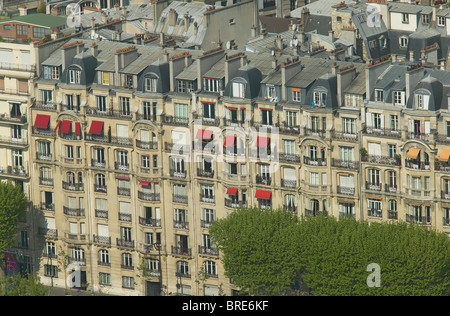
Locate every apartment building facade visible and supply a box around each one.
[22,34,450,296]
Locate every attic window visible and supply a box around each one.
[421,14,430,24]
[145,75,158,92]
[313,91,327,107]
[438,16,446,27]
[358,15,366,23]
[69,68,81,84]
[399,37,408,48]
[402,13,409,23]
[415,92,430,110]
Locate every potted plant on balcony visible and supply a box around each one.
[394,153,401,166]
[360,147,368,161]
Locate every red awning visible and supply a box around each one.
[196,129,213,140]
[89,121,104,135]
[75,122,81,135]
[226,187,238,195]
[34,114,50,129]
[60,120,72,134]
[224,136,236,147]
[54,120,61,132]
[140,180,150,186]
[255,190,271,199]
[256,136,270,147]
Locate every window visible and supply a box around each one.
[203,260,217,277]
[313,90,327,106]
[438,16,445,27]
[124,74,133,87]
[119,97,131,117]
[202,102,215,119]
[43,66,60,80]
[393,91,405,105]
[368,168,380,185]
[283,139,295,155]
[33,27,47,38]
[232,81,245,98]
[261,109,273,126]
[99,272,111,285]
[145,76,158,92]
[96,95,107,113]
[266,85,276,98]
[204,78,220,93]
[388,144,397,158]
[292,88,301,101]
[3,24,10,30]
[415,93,429,110]
[122,276,134,289]
[174,103,188,123]
[402,13,409,23]
[69,68,81,84]
[310,172,319,185]
[16,25,28,36]
[421,14,430,24]
[101,72,110,85]
[201,208,215,227]
[343,117,356,134]
[399,37,408,48]
[375,89,384,102]
[40,89,53,104]
[13,150,23,168]
[177,261,190,277]
[339,146,354,162]
[285,111,298,127]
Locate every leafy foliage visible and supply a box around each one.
[0,273,50,296]
[210,209,450,296]
[0,181,28,252]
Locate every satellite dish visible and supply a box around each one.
[226,41,231,49]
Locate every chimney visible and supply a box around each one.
[405,66,425,103]
[275,35,283,50]
[91,16,95,28]
[159,32,165,47]
[281,58,301,100]
[102,12,108,23]
[169,53,191,92]
[193,21,198,35]
[184,12,190,32]
[168,8,177,27]
[272,57,278,70]
[329,30,335,42]
[91,42,98,57]
[115,45,138,79]
[297,28,306,43]
[114,3,120,12]
[196,48,224,90]
[336,64,357,106]
[18,5,27,16]
[224,52,244,86]
[122,5,127,16]
[61,41,82,72]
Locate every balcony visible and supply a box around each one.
[225,118,245,127]
[333,130,358,142]
[198,245,219,257]
[200,116,220,126]
[33,101,56,111]
[331,158,358,169]
[174,220,189,230]
[116,238,135,249]
[366,155,399,166]
[117,187,131,196]
[62,181,84,191]
[170,169,187,178]
[303,156,326,166]
[162,115,189,126]
[171,246,191,257]
[85,106,132,120]
[36,152,52,162]
[95,209,108,219]
[255,175,271,185]
[441,191,450,200]
[385,184,398,194]
[224,198,247,209]
[32,127,56,138]
[63,206,85,217]
[114,162,130,172]
[38,227,58,238]
[404,160,430,170]
[39,177,54,186]
[435,161,450,173]
[197,168,214,178]
[137,191,160,202]
[200,193,215,204]
[281,179,297,188]
[388,211,398,220]
[0,136,28,147]
[139,217,161,227]
[91,159,106,168]
[407,132,430,142]
[443,217,450,227]
[275,123,300,135]
[136,140,158,150]
[173,195,188,204]
[406,214,431,225]
[337,186,355,195]
[119,212,132,222]
[164,142,190,154]
[279,153,301,163]
[304,128,325,138]
[404,187,431,198]
[367,208,382,218]
[365,181,382,192]
[40,202,54,211]
[363,127,401,139]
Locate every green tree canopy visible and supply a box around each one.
[210,208,450,296]
[0,181,28,252]
[0,273,50,296]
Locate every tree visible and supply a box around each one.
[0,273,50,296]
[209,207,302,295]
[37,0,46,14]
[210,208,450,296]
[0,181,28,253]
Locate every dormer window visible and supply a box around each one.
[393,91,405,106]
[144,75,158,93]
[415,92,430,110]
[100,72,110,85]
[313,90,327,106]
[177,80,197,93]
[421,14,430,24]
[124,74,133,88]
[402,13,409,23]
[399,37,408,48]
[69,68,81,84]
[375,89,384,102]
[266,85,276,99]
[232,81,245,98]
[204,78,221,93]
[438,16,446,27]
[43,66,60,80]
